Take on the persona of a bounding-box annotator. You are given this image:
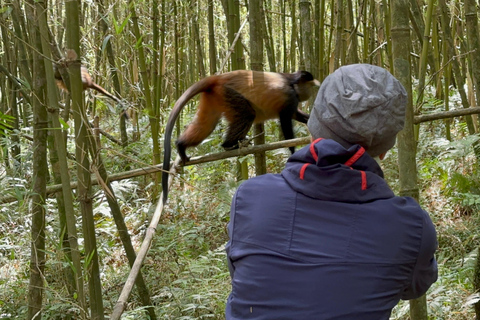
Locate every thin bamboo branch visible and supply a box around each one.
[217,14,249,74]
[414,107,480,124]
[109,156,182,320]
[0,64,32,105]
[87,124,157,320]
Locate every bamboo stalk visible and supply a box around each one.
[415,0,435,109]
[37,1,86,316]
[65,0,105,315]
[438,0,476,135]
[26,1,49,317]
[391,0,427,317]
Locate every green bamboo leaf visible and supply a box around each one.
[16,77,31,90]
[135,35,144,49]
[101,34,114,53]
[0,6,11,14]
[117,14,131,35]
[58,118,70,130]
[112,15,119,33]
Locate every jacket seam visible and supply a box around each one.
[287,192,298,253]
[404,213,426,290]
[230,184,243,243]
[231,239,417,265]
[345,207,358,259]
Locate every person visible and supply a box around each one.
[225,64,438,320]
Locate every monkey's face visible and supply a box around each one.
[295,79,320,102]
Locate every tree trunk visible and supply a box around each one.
[345,0,359,64]
[0,10,14,173]
[250,0,267,175]
[282,0,288,70]
[408,0,437,77]
[36,1,87,314]
[442,31,452,141]
[438,0,476,135]
[193,13,206,78]
[465,0,480,315]
[26,2,48,317]
[225,0,249,180]
[382,0,394,69]
[334,0,343,68]
[233,0,246,69]
[8,1,28,170]
[464,0,480,115]
[318,0,326,80]
[96,0,128,147]
[415,0,435,110]
[208,0,218,74]
[290,0,298,71]
[263,0,277,72]
[391,0,427,319]
[130,0,158,189]
[65,0,105,317]
[11,0,32,87]
[299,0,314,72]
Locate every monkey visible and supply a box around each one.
[54,65,122,105]
[161,69,320,202]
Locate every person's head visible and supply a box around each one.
[307,64,407,157]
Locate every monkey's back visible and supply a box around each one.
[219,71,294,123]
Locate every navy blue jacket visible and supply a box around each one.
[226,138,438,320]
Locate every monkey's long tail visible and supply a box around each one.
[90,83,123,105]
[162,77,215,203]
[89,83,130,119]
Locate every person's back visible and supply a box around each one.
[226,139,437,319]
[226,64,438,320]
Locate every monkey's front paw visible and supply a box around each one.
[237,139,251,149]
[223,144,239,151]
[180,156,190,166]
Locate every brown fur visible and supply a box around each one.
[161,70,319,203]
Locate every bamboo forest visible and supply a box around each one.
[0,0,480,318]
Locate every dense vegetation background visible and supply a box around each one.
[0,0,480,319]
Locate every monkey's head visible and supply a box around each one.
[292,71,320,102]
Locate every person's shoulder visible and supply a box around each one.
[234,173,290,199]
[391,196,434,223]
[238,173,284,188]
[395,196,428,211]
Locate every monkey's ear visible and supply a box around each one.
[292,71,314,83]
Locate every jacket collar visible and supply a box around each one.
[281,138,395,203]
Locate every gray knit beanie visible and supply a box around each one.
[307,64,407,157]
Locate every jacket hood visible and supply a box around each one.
[281,138,395,203]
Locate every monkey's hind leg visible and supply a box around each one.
[176,107,222,164]
[222,89,256,150]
